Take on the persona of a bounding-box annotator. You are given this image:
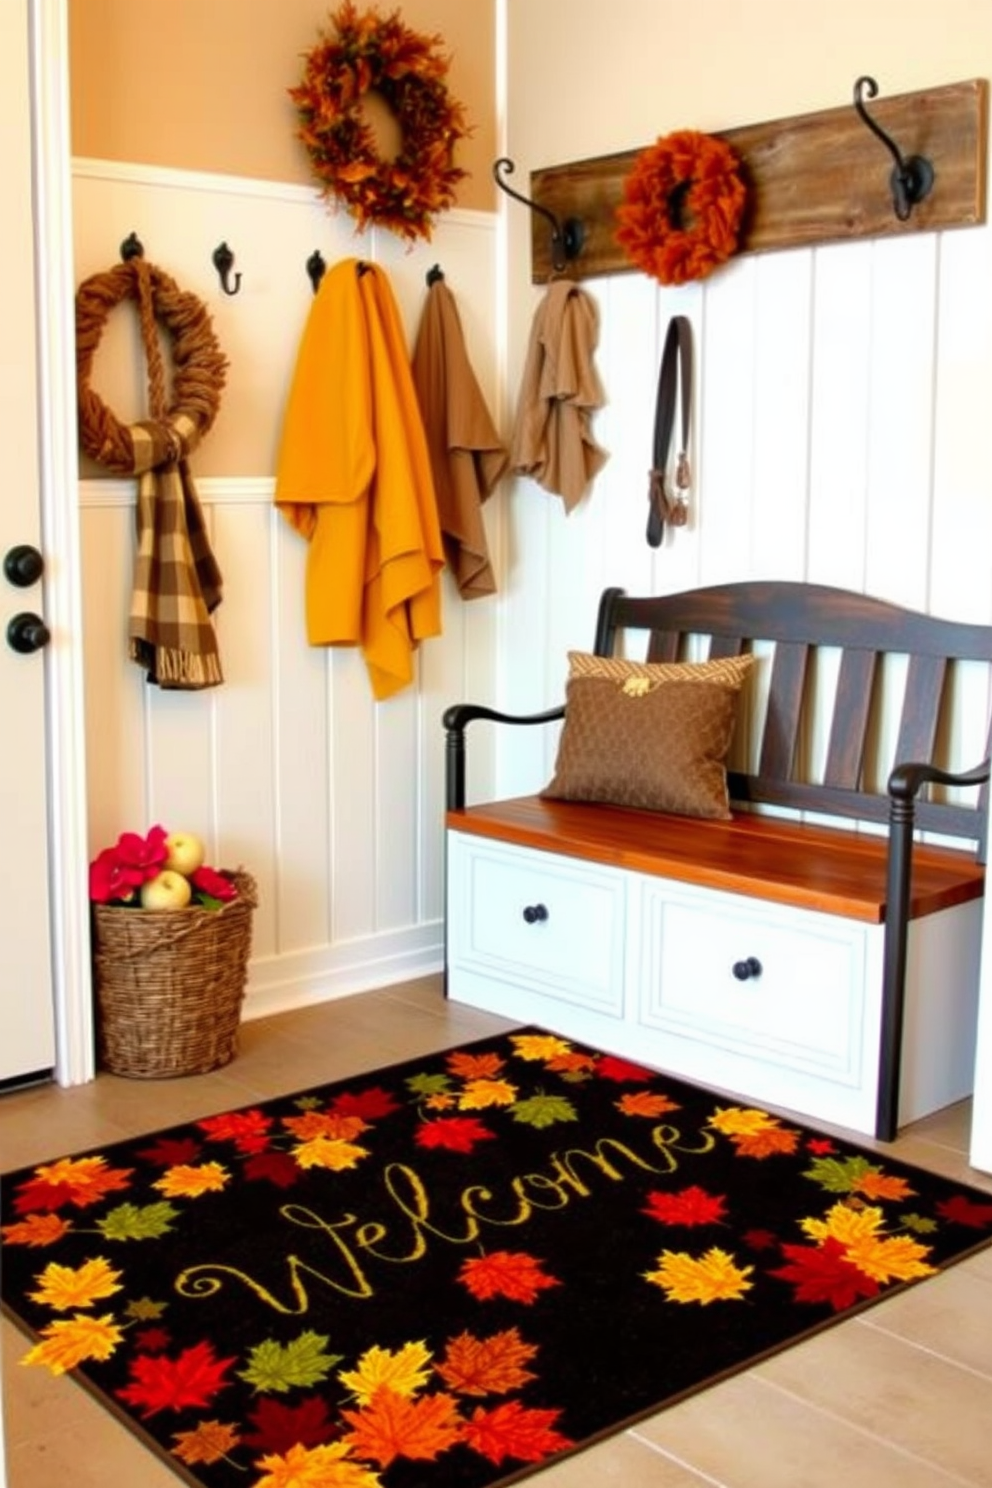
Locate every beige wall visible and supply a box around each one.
[506,0,992,166]
[69,0,496,210]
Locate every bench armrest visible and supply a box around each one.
[443,702,565,810]
[877,753,990,1142]
[888,757,991,803]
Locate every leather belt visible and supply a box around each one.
[646,314,693,547]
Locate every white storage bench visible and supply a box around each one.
[443,582,992,1141]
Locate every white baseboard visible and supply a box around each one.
[241,922,444,1021]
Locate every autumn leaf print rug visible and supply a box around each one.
[3,1028,992,1488]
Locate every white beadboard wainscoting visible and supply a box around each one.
[493,211,992,806]
[73,160,504,1020]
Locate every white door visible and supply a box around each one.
[0,1,56,1084]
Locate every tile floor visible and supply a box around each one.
[2,974,992,1487]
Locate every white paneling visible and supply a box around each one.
[75,161,502,1016]
[751,249,814,579]
[806,240,874,590]
[864,233,938,607]
[272,515,332,955]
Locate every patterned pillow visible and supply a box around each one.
[567,649,755,687]
[541,674,743,819]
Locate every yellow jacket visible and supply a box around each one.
[275,259,444,700]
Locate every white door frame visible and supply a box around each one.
[30,0,92,1087]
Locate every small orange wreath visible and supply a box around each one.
[615,130,747,286]
[290,2,469,243]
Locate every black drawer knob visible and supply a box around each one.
[522,903,549,924]
[732,956,763,981]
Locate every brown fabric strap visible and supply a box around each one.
[646,314,693,547]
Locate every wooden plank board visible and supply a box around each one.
[528,79,988,282]
[447,796,986,923]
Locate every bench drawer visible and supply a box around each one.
[447,834,627,1015]
[638,880,874,1086]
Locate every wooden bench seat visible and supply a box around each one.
[443,582,992,1142]
[450,794,986,924]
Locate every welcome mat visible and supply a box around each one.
[3,1028,992,1488]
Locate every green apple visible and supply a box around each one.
[163,831,205,876]
[140,870,193,911]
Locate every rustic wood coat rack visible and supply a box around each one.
[518,78,988,283]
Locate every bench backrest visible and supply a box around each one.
[593,582,992,856]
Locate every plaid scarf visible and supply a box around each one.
[127,415,223,688]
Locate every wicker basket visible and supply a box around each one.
[91,870,257,1078]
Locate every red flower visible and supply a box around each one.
[88,847,143,904]
[190,865,238,902]
[115,825,168,874]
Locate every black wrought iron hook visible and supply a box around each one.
[492,157,584,272]
[853,76,935,222]
[212,241,242,296]
[120,231,144,261]
[306,250,326,294]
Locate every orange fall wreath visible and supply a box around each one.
[616,129,747,287]
[290,1,469,243]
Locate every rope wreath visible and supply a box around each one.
[615,130,747,287]
[75,257,228,473]
[289,1,469,243]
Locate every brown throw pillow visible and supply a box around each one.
[541,674,742,819]
[567,649,755,688]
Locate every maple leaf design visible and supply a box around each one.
[708,1106,778,1139]
[341,1384,463,1468]
[133,1326,171,1353]
[13,1156,134,1214]
[135,1136,202,1168]
[116,1339,237,1418]
[803,1154,880,1195]
[731,1125,800,1158]
[458,1078,518,1110]
[171,1419,240,1466]
[771,1237,881,1310]
[594,1054,654,1082]
[339,1341,433,1406]
[510,1034,573,1062]
[642,1186,727,1227]
[22,1312,124,1374]
[415,1116,496,1153]
[242,1394,339,1454]
[461,1399,572,1465]
[126,1297,167,1321]
[406,1072,453,1099]
[644,1247,755,1303]
[198,1108,274,1150]
[152,1162,230,1199]
[96,1201,180,1241]
[459,1250,561,1304]
[434,1327,538,1396]
[855,1171,917,1202]
[0,1213,71,1247]
[617,1090,681,1117]
[807,1138,837,1155]
[545,1050,597,1075]
[240,1332,343,1393]
[28,1256,123,1311]
[282,1111,369,1142]
[329,1086,399,1120]
[256,1440,384,1487]
[424,1092,457,1111]
[244,1150,304,1189]
[936,1194,992,1228]
[799,1202,936,1284]
[511,1093,579,1129]
[447,1050,506,1080]
[292,1136,369,1172]
[900,1212,939,1235]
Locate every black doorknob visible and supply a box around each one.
[7,612,51,654]
[732,956,763,981]
[522,903,549,924]
[4,545,44,588]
